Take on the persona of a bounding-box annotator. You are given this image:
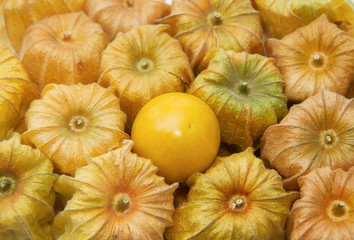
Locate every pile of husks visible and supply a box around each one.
[0,0,353,239]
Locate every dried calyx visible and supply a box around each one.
[63,31,72,41]
[0,176,15,196]
[330,201,347,218]
[113,193,131,214]
[212,12,223,25]
[69,116,88,132]
[136,58,154,73]
[310,53,327,69]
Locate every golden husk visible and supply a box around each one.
[19,11,110,91]
[52,140,178,239]
[99,24,194,128]
[261,90,354,190]
[165,148,298,240]
[0,41,39,140]
[287,167,354,240]
[0,134,56,239]
[23,83,129,176]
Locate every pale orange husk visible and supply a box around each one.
[0,134,56,239]
[159,0,264,70]
[84,0,170,40]
[3,0,85,52]
[287,167,354,240]
[99,24,193,128]
[19,11,109,91]
[23,83,129,176]
[261,90,354,190]
[165,148,298,240]
[0,41,39,141]
[267,14,354,102]
[52,140,178,239]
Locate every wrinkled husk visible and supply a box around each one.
[165,148,299,240]
[3,0,85,52]
[159,0,264,70]
[0,42,39,141]
[84,0,170,40]
[99,24,193,128]
[188,48,287,151]
[20,11,110,91]
[52,140,178,239]
[267,14,354,102]
[0,134,56,239]
[261,90,354,190]
[23,83,129,176]
[255,0,354,39]
[287,167,354,240]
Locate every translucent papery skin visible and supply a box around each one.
[84,0,171,40]
[267,14,354,102]
[254,0,354,39]
[99,24,194,128]
[159,0,264,70]
[52,140,178,240]
[23,83,129,176]
[287,167,354,240]
[0,135,56,240]
[165,148,299,240]
[188,48,288,151]
[261,90,354,190]
[4,0,85,52]
[20,12,110,91]
[0,42,39,140]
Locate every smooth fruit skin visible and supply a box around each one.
[131,92,220,183]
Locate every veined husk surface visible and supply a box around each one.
[84,0,170,40]
[188,48,288,151]
[267,14,354,102]
[52,140,178,240]
[20,11,110,91]
[287,167,354,240]
[23,83,129,176]
[99,24,193,128]
[0,134,56,239]
[165,148,299,240]
[261,90,354,190]
[3,0,85,52]
[159,0,264,70]
[0,41,39,140]
[254,0,354,39]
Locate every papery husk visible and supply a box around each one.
[0,0,13,52]
[0,134,57,240]
[158,0,264,70]
[267,14,354,102]
[0,42,39,141]
[287,167,354,240]
[261,90,354,190]
[19,11,109,91]
[23,83,129,176]
[52,139,178,240]
[99,24,193,128]
[255,0,354,39]
[84,0,170,40]
[188,48,287,151]
[165,148,299,240]
[3,0,85,52]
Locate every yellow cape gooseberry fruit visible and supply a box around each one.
[287,167,354,240]
[254,0,354,38]
[188,48,288,151]
[52,140,178,240]
[23,83,129,176]
[261,90,354,190]
[0,134,56,239]
[131,92,220,183]
[158,0,264,70]
[19,11,109,91]
[267,14,354,102]
[165,148,299,240]
[3,0,85,52]
[0,42,39,141]
[84,0,171,40]
[99,24,194,128]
